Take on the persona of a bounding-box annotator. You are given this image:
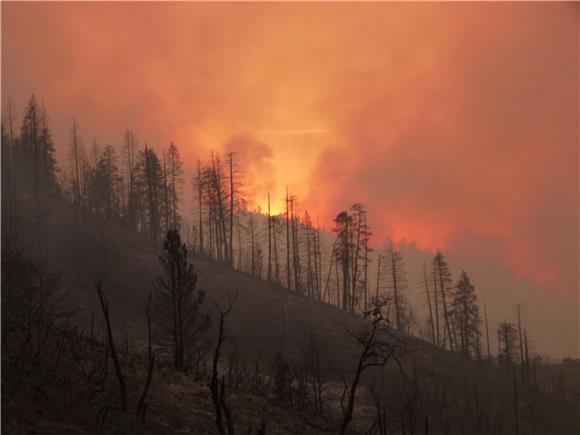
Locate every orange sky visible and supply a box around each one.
[2,2,578,343]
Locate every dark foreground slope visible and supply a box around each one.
[2,200,579,434]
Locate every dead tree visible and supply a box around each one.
[350,204,363,311]
[484,302,492,368]
[423,263,436,345]
[272,215,281,284]
[290,194,301,293]
[316,220,323,301]
[339,301,406,435]
[300,331,331,415]
[433,252,454,351]
[123,130,136,228]
[322,239,338,304]
[285,186,292,290]
[348,204,371,313]
[210,152,228,261]
[196,160,204,254]
[137,291,156,422]
[267,192,272,282]
[497,320,519,376]
[334,211,351,312]
[70,118,83,206]
[228,152,234,266]
[210,293,238,435]
[96,281,127,413]
[369,387,389,435]
[375,254,382,302]
[517,305,526,381]
[512,362,519,435]
[385,241,408,331]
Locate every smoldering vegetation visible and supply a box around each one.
[1,97,578,434]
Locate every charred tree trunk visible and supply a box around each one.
[210,295,237,435]
[423,264,436,345]
[96,282,127,413]
[285,187,292,290]
[267,192,272,282]
[228,152,234,266]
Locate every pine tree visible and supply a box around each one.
[18,97,59,228]
[136,146,164,244]
[349,204,371,313]
[87,145,121,219]
[497,320,519,376]
[451,271,480,359]
[166,142,183,231]
[433,251,455,351]
[123,130,138,229]
[154,230,210,372]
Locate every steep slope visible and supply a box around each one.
[4,199,579,434]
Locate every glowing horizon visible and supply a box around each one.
[2,2,578,300]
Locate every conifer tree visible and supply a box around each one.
[154,230,210,372]
[451,271,480,359]
[136,146,164,244]
[433,251,455,351]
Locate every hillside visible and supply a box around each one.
[2,198,579,434]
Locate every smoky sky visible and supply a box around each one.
[2,2,578,356]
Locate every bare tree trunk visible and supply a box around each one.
[390,243,401,330]
[211,153,228,262]
[351,206,362,313]
[317,220,322,300]
[485,302,492,368]
[272,217,280,284]
[336,248,341,308]
[267,192,272,282]
[72,118,82,206]
[228,152,234,266]
[290,197,300,293]
[305,213,313,298]
[285,187,292,290]
[96,282,127,413]
[375,254,382,302]
[432,267,440,347]
[512,363,519,435]
[517,305,525,381]
[210,296,237,435]
[436,261,454,351]
[342,218,350,312]
[250,217,255,276]
[322,240,337,304]
[6,99,17,240]
[163,151,169,233]
[363,242,369,312]
[423,264,436,345]
[171,149,178,230]
[197,161,204,255]
[137,292,155,421]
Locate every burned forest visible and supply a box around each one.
[1,95,578,434]
[2,2,579,435]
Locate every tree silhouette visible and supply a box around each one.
[451,271,480,359]
[136,146,163,244]
[339,300,406,435]
[154,230,210,372]
[334,211,352,311]
[433,251,455,351]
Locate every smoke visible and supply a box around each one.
[2,2,578,356]
[224,134,275,211]
[304,2,578,295]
